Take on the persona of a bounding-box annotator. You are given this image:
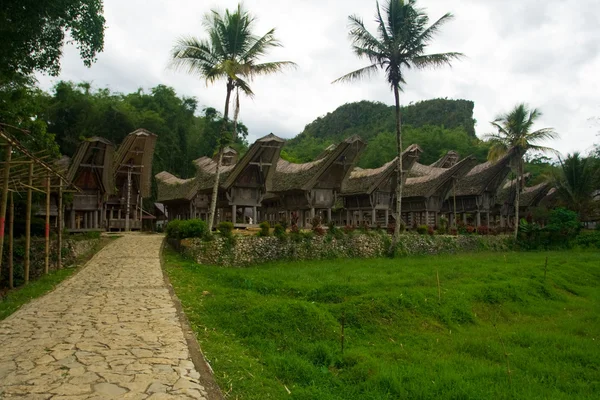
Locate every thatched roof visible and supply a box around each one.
[272,135,365,193]
[156,133,284,202]
[496,173,532,205]
[114,129,157,198]
[430,151,460,168]
[67,136,115,194]
[341,144,422,195]
[222,133,284,190]
[454,148,517,196]
[521,182,552,207]
[155,171,197,202]
[404,156,477,198]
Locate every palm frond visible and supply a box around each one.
[332,64,379,84]
[412,52,464,68]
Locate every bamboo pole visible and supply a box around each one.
[9,192,14,289]
[57,177,63,269]
[45,172,50,275]
[25,163,33,283]
[0,144,12,280]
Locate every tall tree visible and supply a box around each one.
[0,0,105,82]
[486,104,558,239]
[170,4,295,232]
[553,153,596,218]
[333,0,462,250]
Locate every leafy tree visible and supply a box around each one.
[486,104,558,239]
[170,3,294,232]
[552,153,596,218]
[334,0,462,248]
[0,0,105,82]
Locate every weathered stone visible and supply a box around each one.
[0,235,208,400]
[93,382,128,396]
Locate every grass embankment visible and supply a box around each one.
[163,249,600,399]
[0,236,115,320]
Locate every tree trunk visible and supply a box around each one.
[390,85,403,254]
[513,156,522,240]
[207,78,234,233]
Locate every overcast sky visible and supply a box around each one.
[37,0,600,156]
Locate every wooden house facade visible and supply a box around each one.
[340,144,422,226]
[65,137,115,231]
[156,134,284,226]
[263,136,365,227]
[441,149,517,226]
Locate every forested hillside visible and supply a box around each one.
[1,81,248,181]
[283,99,488,166]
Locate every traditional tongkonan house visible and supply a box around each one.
[263,136,365,227]
[340,144,422,227]
[495,180,552,226]
[441,148,517,227]
[64,137,115,231]
[108,129,157,231]
[402,155,477,227]
[156,134,284,226]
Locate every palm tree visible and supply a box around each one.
[486,104,558,239]
[553,153,595,218]
[333,0,462,250]
[170,4,295,232]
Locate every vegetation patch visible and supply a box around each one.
[163,248,600,399]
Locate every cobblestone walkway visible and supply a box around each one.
[0,235,210,399]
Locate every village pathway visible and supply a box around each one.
[0,234,214,400]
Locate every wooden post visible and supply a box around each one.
[125,166,131,231]
[232,204,237,225]
[0,144,12,279]
[9,192,14,289]
[45,172,50,275]
[25,163,32,283]
[57,177,63,270]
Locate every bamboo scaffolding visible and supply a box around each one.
[25,163,32,283]
[9,192,14,289]
[45,172,50,275]
[0,144,12,278]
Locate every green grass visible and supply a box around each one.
[0,237,114,321]
[163,249,600,399]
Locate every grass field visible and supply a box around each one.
[163,249,600,399]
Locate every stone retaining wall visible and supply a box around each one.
[178,233,510,267]
[1,237,101,286]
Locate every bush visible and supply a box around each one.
[546,208,580,246]
[427,226,435,236]
[273,224,286,240]
[416,225,428,235]
[343,225,355,234]
[438,216,449,234]
[477,225,489,235]
[574,231,600,248]
[166,219,209,240]
[180,219,209,239]
[165,219,184,239]
[258,221,271,237]
[218,222,234,238]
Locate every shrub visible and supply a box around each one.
[466,225,476,234]
[477,225,489,235]
[218,222,234,238]
[279,219,289,231]
[427,226,435,236]
[416,225,428,235]
[165,219,184,239]
[258,221,271,237]
[181,219,209,239]
[273,224,286,240]
[546,208,580,246]
[343,225,355,234]
[574,231,600,248]
[438,216,449,234]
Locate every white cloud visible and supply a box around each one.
[37,0,600,154]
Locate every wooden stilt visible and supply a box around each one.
[57,177,63,270]
[25,163,32,283]
[0,144,12,280]
[9,192,14,289]
[45,172,50,275]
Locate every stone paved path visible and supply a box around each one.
[0,235,210,399]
